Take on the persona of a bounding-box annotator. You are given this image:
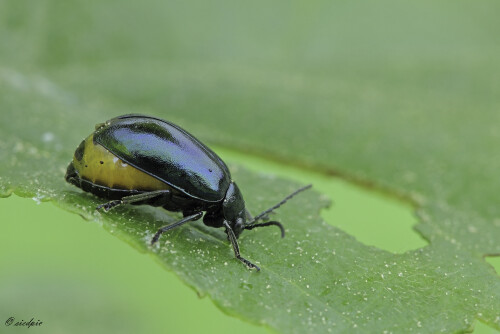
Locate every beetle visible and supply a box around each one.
[65,114,311,271]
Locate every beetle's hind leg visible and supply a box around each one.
[96,190,171,212]
[223,221,260,271]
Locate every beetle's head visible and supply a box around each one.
[222,181,312,240]
[222,182,247,238]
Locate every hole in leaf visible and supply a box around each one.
[473,320,500,334]
[485,256,500,278]
[216,146,428,253]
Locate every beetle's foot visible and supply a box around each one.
[151,230,163,245]
[237,255,260,271]
[96,200,122,212]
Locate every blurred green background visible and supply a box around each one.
[1,0,500,333]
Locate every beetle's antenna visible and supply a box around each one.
[246,184,312,225]
[244,221,285,238]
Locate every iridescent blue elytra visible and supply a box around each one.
[65,114,311,271]
[93,116,230,202]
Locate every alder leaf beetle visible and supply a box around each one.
[65,114,311,271]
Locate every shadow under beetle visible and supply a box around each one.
[65,114,311,271]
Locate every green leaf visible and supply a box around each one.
[1,1,499,333]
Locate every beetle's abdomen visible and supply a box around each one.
[71,134,170,191]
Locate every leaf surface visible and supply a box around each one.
[1,1,499,333]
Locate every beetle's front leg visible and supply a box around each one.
[96,190,171,212]
[223,221,260,271]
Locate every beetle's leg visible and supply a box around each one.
[151,212,203,245]
[247,184,312,224]
[96,190,171,212]
[244,221,285,238]
[223,221,260,271]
